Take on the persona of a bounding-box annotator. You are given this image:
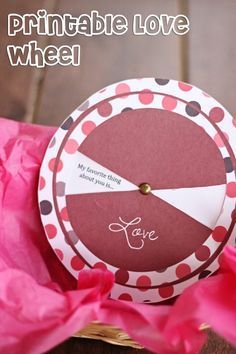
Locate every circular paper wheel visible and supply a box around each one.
[39,78,236,303]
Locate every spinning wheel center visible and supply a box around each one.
[139,183,152,195]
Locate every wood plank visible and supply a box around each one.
[47,330,236,354]
[200,330,236,354]
[188,0,236,115]
[47,337,151,354]
[36,0,181,126]
[0,1,46,121]
[178,0,189,82]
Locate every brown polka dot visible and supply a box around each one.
[61,116,73,130]
[185,101,201,116]
[40,200,52,215]
[155,78,169,85]
[198,270,211,279]
[122,107,133,113]
[224,157,234,173]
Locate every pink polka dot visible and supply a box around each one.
[209,107,225,122]
[218,253,225,267]
[158,285,174,299]
[212,226,227,242]
[45,224,57,239]
[39,176,46,190]
[115,83,131,98]
[232,119,236,127]
[71,256,85,271]
[64,139,79,154]
[178,82,192,91]
[162,96,177,111]
[226,182,236,198]
[93,262,107,270]
[118,293,133,301]
[231,209,236,222]
[115,269,129,284]
[54,248,63,260]
[60,207,69,221]
[176,263,191,278]
[49,158,63,172]
[97,102,113,117]
[82,121,96,136]
[213,132,229,148]
[139,90,154,105]
[195,245,211,261]
[136,275,151,291]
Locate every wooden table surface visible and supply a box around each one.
[1,1,236,353]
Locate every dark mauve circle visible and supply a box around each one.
[61,116,74,130]
[186,101,201,117]
[40,200,52,215]
[155,78,169,85]
[198,270,212,279]
[224,157,234,173]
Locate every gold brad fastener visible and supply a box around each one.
[139,183,152,195]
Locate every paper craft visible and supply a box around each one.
[38,78,236,303]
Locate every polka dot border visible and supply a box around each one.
[38,78,236,304]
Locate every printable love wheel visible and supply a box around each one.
[38,78,236,303]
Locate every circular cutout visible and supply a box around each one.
[39,78,236,303]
